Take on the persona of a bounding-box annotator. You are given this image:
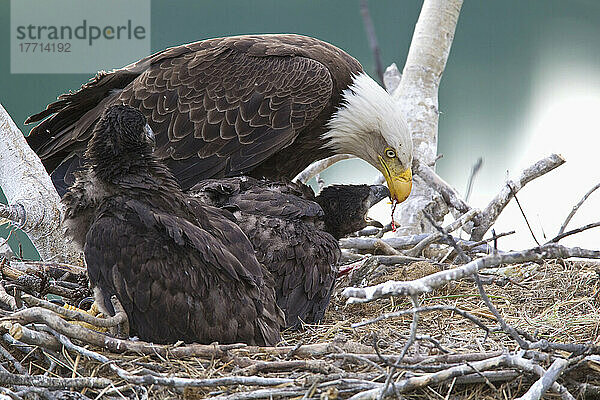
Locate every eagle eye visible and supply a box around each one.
[385,148,396,158]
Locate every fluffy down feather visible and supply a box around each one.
[190,177,389,328]
[62,105,284,345]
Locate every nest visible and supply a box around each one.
[1,254,600,400]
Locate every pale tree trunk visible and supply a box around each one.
[391,0,464,235]
[0,104,81,262]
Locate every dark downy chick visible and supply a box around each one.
[62,105,284,345]
[190,177,389,328]
[315,184,390,239]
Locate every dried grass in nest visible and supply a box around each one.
[2,259,600,399]
[320,260,600,353]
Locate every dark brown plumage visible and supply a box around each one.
[62,105,284,345]
[26,34,362,195]
[190,177,389,328]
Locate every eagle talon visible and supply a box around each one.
[62,302,108,333]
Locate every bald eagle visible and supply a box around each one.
[190,177,389,327]
[26,34,413,203]
[62,105,284,345]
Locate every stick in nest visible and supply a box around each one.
[343,244,600,303]
[557,182,600,235]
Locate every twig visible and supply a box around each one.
[348,354,508,399]
[546,221,600,244]
[0,282,17,311]
[0,343,27,375]
[292,154,355,184]
[372,240,401,255]
[236,358,340,376]
[516,358,570,400]
[50,327,295,388]
[558,182,600,235]
[377,295,420,399]
[464,157,483,203]
[463,230,515,251]
[371,255,429,265]
[509,184,540,246]
[1,306,246,358]
[340,234,497,254]
[3,322,61,352]
[471,153,566,241]
[352,304,489,334]
[360,0,384,84]
[327,353,386,374]
[343,244,600,303]
[407,209,478,259]
[413,159,471,215]
[472,273,529,348]
[0,371,110,389]
[506,354,575,400]
[2,261,86,278]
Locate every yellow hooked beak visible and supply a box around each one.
[378,156,413,203]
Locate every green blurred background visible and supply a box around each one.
[2,0,599,258]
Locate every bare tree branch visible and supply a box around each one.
[546,221,600,244]
[557,182,600,235]
[470,153,566,241]
[464,157,483,202]
[343,244,600,303]
[0,104,80,262]
[293,154,356,184]
[516,358,571,400]
[360,0,384,84]
[392,0,464,235]
[405,208,479,257]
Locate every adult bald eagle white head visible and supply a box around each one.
[26,34,413,202]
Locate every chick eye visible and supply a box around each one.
[385,149,396,158]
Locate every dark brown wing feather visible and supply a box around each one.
[190,177,340,328]
[84,196,282,345]
[26,35,362,191]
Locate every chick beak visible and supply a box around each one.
[365,217,384,228]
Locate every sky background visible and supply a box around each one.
[1,0,599,257]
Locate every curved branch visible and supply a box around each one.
[0,103,80,261]
[293,154,356,184]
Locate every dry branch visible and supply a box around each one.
[340,234,496,254]
[470,153,566,241]
[0,372,110,389]
[2,260,86,279]
[343,244,600,303]
[413,158,471,215]
[349,354,508,399]
[0,283,17,311]
[1,306,245,358]
[507,355,574,400]
[292,154,355,184]
[21,294,126,329]
[516,358,571,400]
[392,0,463,234]
[360,0,384,84]
[0,104,80,262]
[558,182,600,235]
[405,208,479,257]
[547,221,600,244]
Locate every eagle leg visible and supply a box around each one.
[61,296,129,338]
